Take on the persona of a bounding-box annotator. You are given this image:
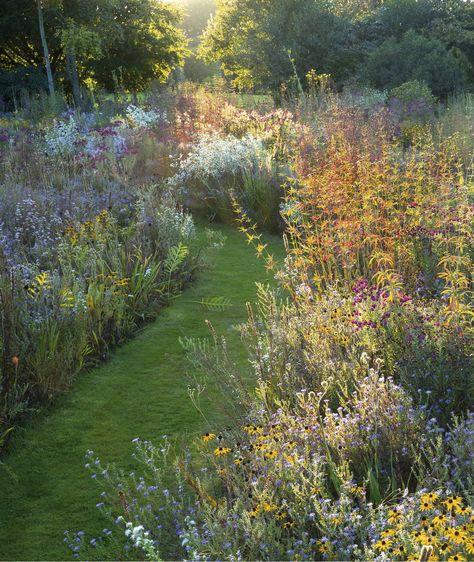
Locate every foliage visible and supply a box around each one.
[200,0,356,93]
[0,0,188,102]
[361,31,467,98]
[0,101,201,448]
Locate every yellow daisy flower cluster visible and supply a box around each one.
[373,492,473,561]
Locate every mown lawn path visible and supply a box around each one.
[0,222,284,560]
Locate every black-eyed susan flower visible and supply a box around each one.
[374,538,393,551]
[432,514,448,527]
[445,527,467,544]
[248,510,258,519]
[282,520,294,529]
[421,492,440,505]
[214,446,232,457]
[275,510,287,520]
[233,456,244,465]
[243,425,262,435]
[465,539,474,555]
[387,509,402,525]
[443,496,462,510]
[438,542,452,555]
[264,450,277,460]
[455,505,471,516]
[260,502,276,512]
[201,433,216,442]
[447,555,466,562]
[420,500,434,512]
[393,545,405,557]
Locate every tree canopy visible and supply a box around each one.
[200,0,474,96]
[0,0,188,99]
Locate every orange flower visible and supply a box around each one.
[11,355,19,367]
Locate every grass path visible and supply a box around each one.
[0,221,284,561]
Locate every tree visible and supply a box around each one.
[361,30,467,98]
[0,0,188,97]
[36,0,55,95]
[200,0,356,93]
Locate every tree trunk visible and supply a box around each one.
[36,0,55,96]
[66,48,81,106]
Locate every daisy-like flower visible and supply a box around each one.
[275,510,287,520]
[243,425,262,435]
[233,456,244,465]
[438,542,452,555]
[421,492,440,505]
[447,555,466,562]
[282,520,294,529]
[264,450,277,460]
[260,502,276,512]
[433,514,448,527]
[201,433,216,442]
[420,500,435,512]
[393,545,406,557]
[214,447,232,457]
[248,509,259,519]
[465,539,474,555]
[374,538,393,551]
[388,509,402,524]
[455,505,471,516]
[443,497,463,511]
[445,528,467,544]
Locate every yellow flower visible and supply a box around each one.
[465,539,474,556]
[455,505,471,516]
[264,450,277,460]
[438,542,452,555]
[447,555,466,562]
[421,492,440,505]
[443,497,463,510]
[260,502,276,513]
[282,520,294,529]
[382,529,397,538]
[374,539,393,551]
[445,527,467,545]
[214,447,232,457]
[233,456,244,465]
[388,509,402,524]
[243,425,262,435]
[248,509,259,519]
[201,433,216,442]
[317,541,332,554]
[393,545,406,557]
[275,510,287,520]
[432,514,448,527]
[284,454,295,465]
[420,500,435,511]
[420,534,438,548]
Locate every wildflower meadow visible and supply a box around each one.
[1,0,473,561]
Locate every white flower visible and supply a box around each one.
[175,134,267,183]
[126,104,166,128]
[44,116,79,155]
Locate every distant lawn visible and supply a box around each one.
[0,220,284,561]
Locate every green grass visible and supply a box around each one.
[0,221,284,561]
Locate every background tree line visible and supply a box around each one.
[1,0,473,108]
[200,0,474,98]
